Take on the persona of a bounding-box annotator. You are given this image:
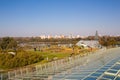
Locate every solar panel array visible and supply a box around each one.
[53,57,120,80]
[53,49,120,80]
[84,57,120,80]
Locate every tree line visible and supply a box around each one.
[0,36,120,49]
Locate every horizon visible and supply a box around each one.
[0,33,119,38]
[0,0,120,37]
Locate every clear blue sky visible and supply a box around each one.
[0,0,120,37]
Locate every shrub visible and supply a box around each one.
[0,51,44,69]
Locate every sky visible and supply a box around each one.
[0,0,120,37]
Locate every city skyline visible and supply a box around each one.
[0,0,120,37]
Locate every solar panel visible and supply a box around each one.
[53,56,120,80]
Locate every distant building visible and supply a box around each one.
[40,35,46,39]
[47,35,53,39]
[76,35,80,38]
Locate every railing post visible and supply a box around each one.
[1,74,2,80]
[8,72,10,80]
[39,65,42,73]
[26,67,28,75]
[20,69,23,79]
[14,70,16,78]
[44,64,47,75]
[35,66,38,74]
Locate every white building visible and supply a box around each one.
[40,35,46,39]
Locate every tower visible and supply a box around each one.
[95,30,99,40]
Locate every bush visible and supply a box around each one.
[0,51,44,69]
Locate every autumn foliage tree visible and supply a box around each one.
[0,37,17,52]
[99,36,117,47]
[0,51,44,69]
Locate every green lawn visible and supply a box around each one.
[27,50,70,60]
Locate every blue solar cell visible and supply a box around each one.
[70,74,83,77]
[96,70,105,73]
[107,62,115,65]
[84,77,97,80]
[107,69,118,74]
[102,74,115,79]
[94,67,108,73]
[100,67,109,70]
[115,77,120,80]
[104,65,112,67]
[111,64,120,70]
[53,76,64,78]
[66,76,83,80]
[106,64,114,66]
[90,73,102,77]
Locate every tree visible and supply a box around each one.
[99,36,117,47]
[0,37,17,52]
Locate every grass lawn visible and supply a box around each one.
[27,50,71,61]
[27,47,97,64]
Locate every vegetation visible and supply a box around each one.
[99,36,119,47]
[0,36,120,70]
[0,51,43,69]
[0,37,17,52]
[0,37,44,69]
[81,36,120,47]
